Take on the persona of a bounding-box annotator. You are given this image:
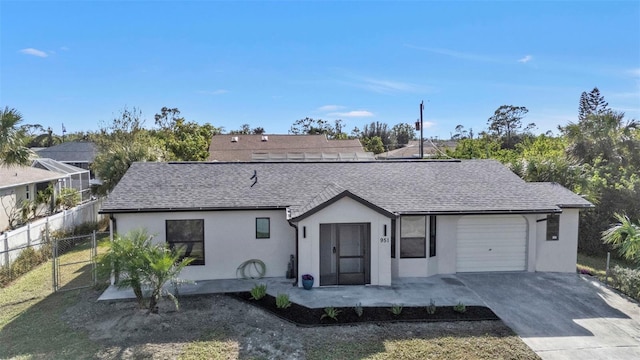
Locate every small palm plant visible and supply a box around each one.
[275,293,292,309]
[321,307,341,321]
[453,302,466,313]
[98,228,193,313]
[602,213,640,264]
[389,304,403,316]
[250,284,267,300]
[98,229,151,308]
[142,245,193,314]
[353,302,364,318]
[426,299,437,315]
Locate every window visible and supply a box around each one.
[429,216,437,257]
[166,219,205,265]
[400,216,426,258]
[391,219,396,258]
[25,185,30,200]
[256,217,270,238]
[546,214,560,241]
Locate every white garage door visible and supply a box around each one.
[457,215,527,272]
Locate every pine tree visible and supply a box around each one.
[578,87,610,122]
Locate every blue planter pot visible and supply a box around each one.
[302,279,314,290]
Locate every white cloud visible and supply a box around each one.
[518,55,533,63]
[334,69,429,94]
[424,121,435,128]
[405,44,497,63]
[328,110,374,117]
[197,89,228,95]
[628,68,640,77]
[362,78,417,93]
[60,46,69,51]
[19,48,48,58]
[317,105,344,112]
[346,77,425,94]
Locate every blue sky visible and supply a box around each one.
[2,1,639,139]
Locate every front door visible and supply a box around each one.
[319,223,370,286]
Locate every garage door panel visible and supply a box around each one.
[457,215,527,272]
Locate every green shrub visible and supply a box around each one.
[453,302,466,313]
[51,220,103,240]
[57,187,81,210]
[321,306,341,321]
[250,284,267,300]
[0,244,51,287]
[609,265,640,301]
[426,299,437,315]
[389,304,403,316]
[353,302,363,317]
[0,266,11,287]
[275,293,291,309]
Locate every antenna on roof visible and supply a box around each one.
[250,170,257,187]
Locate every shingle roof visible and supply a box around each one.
[101,160,591,216]
[292,183,346,218]
[528,182,593,208]
[0,166,67,190]
[208,134,365,161]
[34,141,97,163]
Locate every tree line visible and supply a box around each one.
[3,88,638,257]
[445,88,639,256]
[2,105,421,196]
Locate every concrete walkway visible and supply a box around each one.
[458,272,640,360]
[98,275,484,307]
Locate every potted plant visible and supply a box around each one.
[301,274,314,290]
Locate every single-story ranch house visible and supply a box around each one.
[100,160,593,287]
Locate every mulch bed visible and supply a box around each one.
[229,292,500,326]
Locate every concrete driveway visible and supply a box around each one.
[458,272,640,360]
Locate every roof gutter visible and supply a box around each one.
[99,205,290,215]
[557,204,595,209]
[0,175,68,191]
[396,208,563,216]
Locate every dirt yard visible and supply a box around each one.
[60,288,538,359]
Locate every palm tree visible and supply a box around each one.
[0,107,32,167]
[98,228,193,313]
[562,111,638,166]
[98,229,152,308]
[142,245,193,313]
[602,213,640,265]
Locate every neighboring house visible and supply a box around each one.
[100,160,592,287]
[377,140,458,159]
[0,166,67,232]
[32,158,91,202]
[208,134,372,161]
[34,141,98,180]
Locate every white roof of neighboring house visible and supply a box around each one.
[32,158,88,176]
[0,166,67,190]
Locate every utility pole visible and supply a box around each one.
[419,101,424,159]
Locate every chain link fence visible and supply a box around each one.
[0,233,51,287]
[52,232,104,292]
[1,228,109,292]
